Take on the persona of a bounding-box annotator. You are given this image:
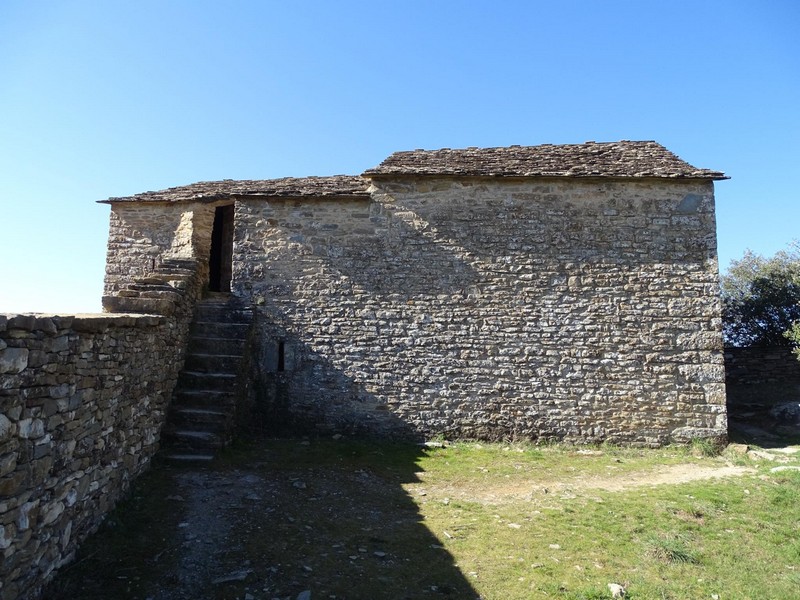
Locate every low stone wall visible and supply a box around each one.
[724,345,800,385]
[0,312,188,600]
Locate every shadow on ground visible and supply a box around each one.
[43,438,480,600]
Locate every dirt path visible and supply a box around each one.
[406,463,756,505]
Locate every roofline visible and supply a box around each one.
[97,192,372,205]
[363,172,730,182]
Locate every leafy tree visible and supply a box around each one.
[720,243,800,347]
[785,322,800,355]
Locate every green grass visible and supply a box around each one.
[46,438,800,600]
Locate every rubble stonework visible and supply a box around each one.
[0,259,202,599]
[233,177,727,443]
[0,140,730,599]
[725,346,800,385]
[99,141,728,446]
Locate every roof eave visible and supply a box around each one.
[363,172,729,182]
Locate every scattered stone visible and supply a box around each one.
[508,523,521,529]
[749,450,778,461]
[770,466,800,473]
[373,551,386,558]
[726,443,749,455]
[293,480,307,489]
[332,434,343,440]
[608,582,626,598]
[211,569,252,584]
[421,441,447,448]
[549,544,561,550]
[297,591,311,600]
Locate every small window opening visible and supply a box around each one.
[277,340,286,372]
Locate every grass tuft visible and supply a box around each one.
[645,533,700,564]
[688,437,723,457]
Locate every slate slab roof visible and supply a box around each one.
[100,175,370,203]
[101,141,725,204]
[363,141,727,180]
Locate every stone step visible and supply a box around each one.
[170,407,230,431]
[161,452,216,464]
[193,304,253,323]
[173,389,237,409]
[177,372,238,392]
[127,282,179,293]
[162,428,226,450]
[190,321,251,338]
[157,267,195,276]
[134,276,179,286]
[135,289,184,301]
[161,256,197,269]
[102,296,175,316]
[184,353,243,374]
[189,336,247,355]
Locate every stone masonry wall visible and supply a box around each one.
[233,177,726,445]
[725,346,800,385]
[104,201,218,295]
[0,312,192,600]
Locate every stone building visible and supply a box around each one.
[100,140,728,446]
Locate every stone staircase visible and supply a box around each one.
[161,294,253,462]
[102,258,199,315]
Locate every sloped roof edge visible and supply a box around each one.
[98,175,370,204]
[363,141,728,180]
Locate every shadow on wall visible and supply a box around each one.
[232,181,725,445]
[238,316,424,439]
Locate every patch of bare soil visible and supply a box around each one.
[405,463,756,505]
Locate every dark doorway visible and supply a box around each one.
[209,204,234,292]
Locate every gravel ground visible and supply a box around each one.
[43,440,479,600]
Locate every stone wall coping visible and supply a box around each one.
[0,312,166,334]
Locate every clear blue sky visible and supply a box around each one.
[1,0,798,313]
